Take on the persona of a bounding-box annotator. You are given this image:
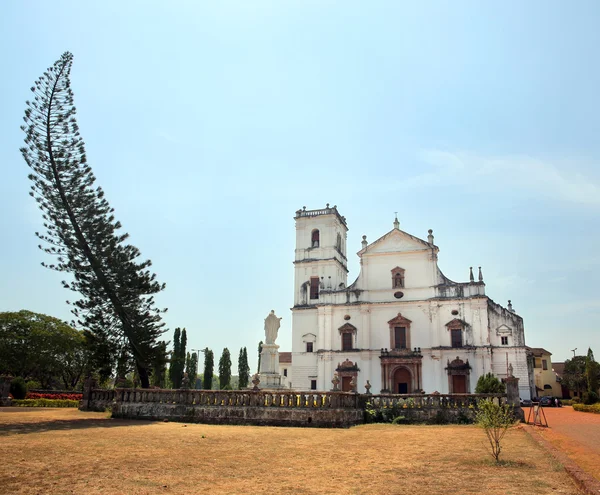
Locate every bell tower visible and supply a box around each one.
[293,204,348,306]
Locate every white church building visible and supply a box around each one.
[289,205,531,400]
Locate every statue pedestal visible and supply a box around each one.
[258,343,285,389]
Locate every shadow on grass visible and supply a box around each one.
[0,417,153,436]
[475,458,535,469]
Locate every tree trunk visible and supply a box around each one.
[137,361,150,389]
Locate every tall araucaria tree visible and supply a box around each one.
[20,52,167,388]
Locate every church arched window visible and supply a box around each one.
[311,229,320,248]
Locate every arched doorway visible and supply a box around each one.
[393,367,412,394]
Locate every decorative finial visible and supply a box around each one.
[469,267,474,282]
[478,266,483,282]
[508,300,513,312]
[326,203,330,208]
[361,235,368,249]
[393,212,399,230]
[427,229,434,244]
[302,206,306,211]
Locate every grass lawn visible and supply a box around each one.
[0,408,581,495]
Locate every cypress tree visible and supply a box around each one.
[238,347,250,389]
[151,341,168,388]
[168,328,181,388]
[185,351,198,389]
[257,340,263,373]
[202,348,214,390]
[219,348,232,389]
[20,52,167,387]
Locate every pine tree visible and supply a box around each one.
[202,348,214,390]
[20,52,166,388]
[238,347,250,389]
[219,348,232,389]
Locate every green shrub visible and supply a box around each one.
[573,403,600,414]
[25,380,41,390]
[582,391,599,405]
[561,399,580,406]
[10,377,27,399]
[12,398,79,408]
[475,373,506,394]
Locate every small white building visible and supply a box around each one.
[289,205,531,399]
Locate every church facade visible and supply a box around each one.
[289,205,531,399]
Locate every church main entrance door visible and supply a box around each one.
[452,375,467,393]
[341,376,352,392]
[393,368,411,394]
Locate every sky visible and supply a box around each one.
[1,1,599,373]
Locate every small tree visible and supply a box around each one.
[475,373,506,394]
[238,347,250,389]
[219,348,232,389]
[475,399,516,463]
[202,349,214,390]
[562,356,587,398]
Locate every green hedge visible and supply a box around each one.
[573,403,600,414]
[561,399,579,406]
[12,398,80,408]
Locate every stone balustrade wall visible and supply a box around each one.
[81,385,512,427]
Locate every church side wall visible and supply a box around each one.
[291,309,318,390]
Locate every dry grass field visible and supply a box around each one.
[0,408,581,495]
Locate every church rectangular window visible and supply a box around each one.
[310,380,317,390]
[451,328,463,348]
[342,332,353,351]
[394,327,407,349]
[306,342,313,353]
[283,368,287,377]
[542,359,548,370]
[501,336,508,345]
[310,277,319,299]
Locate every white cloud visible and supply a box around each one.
[415,150,600,207]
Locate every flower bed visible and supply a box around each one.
[572,403,600,414]
[13,398,80,408]
[26,392,82,401]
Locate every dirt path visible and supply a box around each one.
[529,406,600,481]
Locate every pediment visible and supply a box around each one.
[445,318,469,329]
[388,313,412,327]
[338,323,357,334]
[496,325,512,335]
[302,333,316,342]
[359,229,432,256]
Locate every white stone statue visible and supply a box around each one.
[264,310,282,345]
